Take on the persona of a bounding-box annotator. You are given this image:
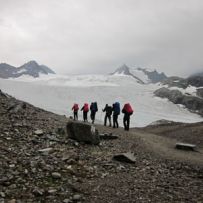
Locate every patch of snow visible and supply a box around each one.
[17,68,27,74]
[168,85,197,96]
[130,68,150,83]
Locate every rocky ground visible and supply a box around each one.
[0,90,203,203]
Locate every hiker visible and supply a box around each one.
[112,102,120,128]
[90,102,98,124]
[72,103,79,121]
[81,103,89,122]
[122,103,133,131]
[102,104,113,127]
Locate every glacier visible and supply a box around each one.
[0,74,202,127]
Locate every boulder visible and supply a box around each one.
[66,121,100,145]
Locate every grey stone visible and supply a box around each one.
[99,133,118,140]
[0,198,4,203]
[63,199,71,203]
[34,129,43,136]
[38,148,53,155]
[175,143,197,151]
[66,121,100,145]
[32,188,44,196]
[73,194,81,201]
[52,172,61,179]
[113,152,136,163]
[48,189,57,194]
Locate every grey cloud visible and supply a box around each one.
[0,0,203,77]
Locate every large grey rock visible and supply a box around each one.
[66,121,100,145]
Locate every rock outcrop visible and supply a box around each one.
[197,88,203,98]
[154,87,203,116]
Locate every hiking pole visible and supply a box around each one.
[100,110,103,124]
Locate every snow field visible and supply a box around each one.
[0,74,202,127]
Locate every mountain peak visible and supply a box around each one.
[0,61,55,79]
[24,60,39,66]
[112,64,167,84]
[113,64,131,75]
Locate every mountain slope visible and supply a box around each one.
[0,89,202,202]
[0,60,55,78]
[112,64,167,84]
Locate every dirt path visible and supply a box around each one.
[96,125,203,166]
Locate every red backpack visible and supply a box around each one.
[124,103,133,114]
[84,103,89,112]
[73,104,79,111]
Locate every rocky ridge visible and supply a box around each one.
[154,87,203,116]
[155,74,203,116]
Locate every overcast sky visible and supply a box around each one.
[0,0,203,77]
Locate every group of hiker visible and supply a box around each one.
[72,102,133,131]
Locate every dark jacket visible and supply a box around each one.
[103,105,113,116]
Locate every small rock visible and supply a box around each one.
[34,130,43,136]
[113,152,136,163]
[63,199,71,203]
[0,193,5,198]
[175,143,197,151]
[38,148,53,155]
[8,199,16,203]
[33,188,44,196]
[9,164,15,168]
[48,189,57,194]
[24,169,28,174]
[52,172,61,179]
[73,194,81,201]
[99,133,118,140]
[0,198,4,203]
